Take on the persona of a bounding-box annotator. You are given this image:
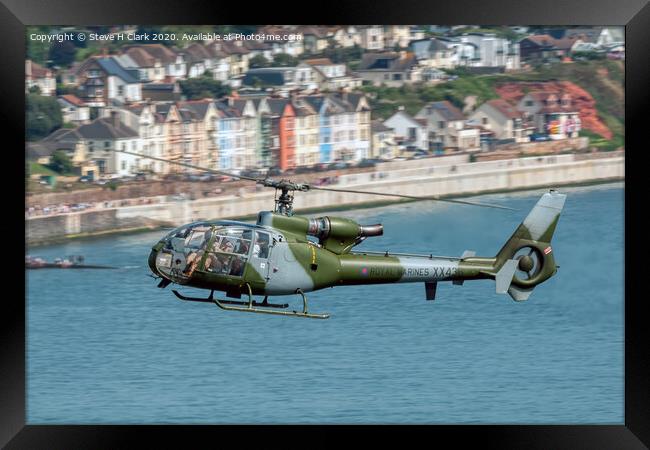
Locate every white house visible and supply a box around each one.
[383,108,429,151]
[57,95,90,125]
[415,101,480,151]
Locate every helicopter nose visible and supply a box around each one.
[148,245,163,277]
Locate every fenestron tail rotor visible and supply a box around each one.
[113,149,515,214]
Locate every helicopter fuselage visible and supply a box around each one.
[148,217,494,299]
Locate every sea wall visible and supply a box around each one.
[26,154,624,245]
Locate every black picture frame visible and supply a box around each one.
[6,0,648,447]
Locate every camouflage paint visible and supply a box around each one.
[149,191,566,303]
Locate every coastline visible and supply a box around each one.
[26,176,624,248]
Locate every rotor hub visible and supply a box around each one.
[518,255,534,272]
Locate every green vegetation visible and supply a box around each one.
[49,150,74,174]
[26,94,63,141]
[249,54,271,69]
[179,71,231,100]
[29,162,58,176]
[273,53,299,67]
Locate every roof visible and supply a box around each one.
[484,99,520,119]
[303,58,334,66]
[357,52,417,72]
[422,101,465,121]
[183,43,213,63]
[264,98,291,116]
[26,60,51,78]
[371,120,392,132]
[125,47,156,67]
[59,94,86,107]
[522,34,578,50]
[75,117,139,139]
[178,99,212,119]
[131,44,179,65]
[96,57,140,83]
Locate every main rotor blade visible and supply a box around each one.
[113,149,263,182]
[309,186,516,211]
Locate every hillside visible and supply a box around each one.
[364,60,624,148]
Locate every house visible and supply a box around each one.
[359,26,385,50]
[356,51,421,87]
[182,43,213,78]
[120,102,167,173]
[383,25,411,49]
[298,26,331,54]
[371,120,398,158]
[383,108,429,151]
[242,67,317,91]
[140,82,181,102]
[331,26,361,48]
[415,101,480,151]
[290,96,320,166]
[410,38,455,69]
[81,113,141,175]
[203,42,231,82]
[213,98,259,170]
[257,98,295,170]
[519,35,579,62]
[328,92,371,161]
[458,33,520,70]
[123,46,167,82]
[57,95,90,125]
[25,60,56,96]
[28,128,88,171]
[469,99,533,143]
[177,99,219,169]
[127,44,187,79]
[516,91,581,139]
[76,56,142,107]
[597,27,624,47]
[299,58,362,91]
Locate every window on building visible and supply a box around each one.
[408,127,417,141]
[482,117,488,125]
[438,121,445,129]
[525,100,534,107]
[121,161,126,170]
[104,141,110,148]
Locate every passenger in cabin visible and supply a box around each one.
[229,257,244,276]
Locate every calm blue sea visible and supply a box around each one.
[26,183,624,424]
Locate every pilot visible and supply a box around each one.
[254,235,270,258]
[219,239,235,253]
[183,251,204,276]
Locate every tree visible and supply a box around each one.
[48,41,77,67]
[249,54,271,69]
[179,72,231,100]
[273,53,299,67]
[26,94,63,141]
[49,150,74,174]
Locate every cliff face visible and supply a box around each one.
[494,81,613,140]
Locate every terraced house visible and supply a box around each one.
[214,98,258,170]
[177,99,219,169]
[120,103,167,173]
[290,97,320,166]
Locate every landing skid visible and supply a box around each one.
[172,289,289,309]
[172,286,329,319]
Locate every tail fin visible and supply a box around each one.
[495,190,567,301]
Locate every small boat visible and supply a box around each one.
[25,255,115,270]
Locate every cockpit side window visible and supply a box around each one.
[253,232,270,259]
[204,227,251,277]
